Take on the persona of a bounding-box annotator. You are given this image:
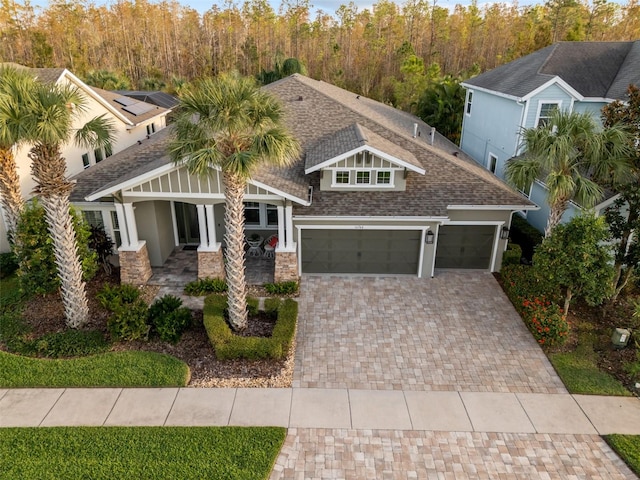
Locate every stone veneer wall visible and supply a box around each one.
[198,249,226,279]
[274,251,299,283]
[119,243,152,285]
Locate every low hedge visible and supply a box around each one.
[500,265,569,347]
[204,294,297,360]
[502,243,522,267]
[510,215,543,261]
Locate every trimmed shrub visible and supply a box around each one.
[107,299,150,341]
[264,281,299,296]
[184,277,227,296]
[33,330,109,358]
[510,215,543,261]
[204,294,297,360]
[500,265,568,346]
[502,243,522,267]
[88,224,114,274]
[14,200,98,295]
[0,252,19,279]
[97,284,141,311]
[148,295,192,343]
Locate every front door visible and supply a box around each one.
[174,202,200,245]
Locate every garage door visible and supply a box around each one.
[435,225,495,269]
[301,229,421,274]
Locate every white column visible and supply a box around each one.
[205,204,218,248]
[170,201,179,247]
[123,203,140,247]
[196,204,208,249]
[114,203,130,249]
[277,205,285,251]
[285,204,294,249]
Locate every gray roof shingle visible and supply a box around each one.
[73,74,533,217]
[464,41,640,100]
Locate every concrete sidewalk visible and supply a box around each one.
[1,387,639,435]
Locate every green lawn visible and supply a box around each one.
[605,435,640,477]
[0,426,285,480]
[0,350,190,387]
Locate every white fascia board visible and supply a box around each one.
[293,215,448,222]
[305,145,425,175]
[245,179,310,206]
[594,193,621,212]
[521,77,584,102]
[125,110,171,130]
[447,204,541,211]
[62,70,135,126]
[580,97,616,103]
[85,162,177,201]
[459,83,522,102]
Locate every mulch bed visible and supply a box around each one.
[15,269,295,388]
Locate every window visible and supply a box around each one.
[335,171,350,184]
[244,202,278,228]
[244,202,261,225]
[146,123,156,135]
[466,91,473,115]
[536,102,559,127]
[110,210,122,247]
[105,144,113,158]
[377,171,391,185]
[519,182,532,198]
[488,154,497,174]
[82,210,104,229]
[94,148,104,163]
[82,153,90,169]
[356,171,370,184]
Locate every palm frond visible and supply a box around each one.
[74,114,116,150]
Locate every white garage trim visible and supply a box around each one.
[430,223,441,278]
[436,221,506,272]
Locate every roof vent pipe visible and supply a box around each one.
[430,127,436,145]
[412,123,418,138]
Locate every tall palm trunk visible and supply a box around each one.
[545,197,569,238]
[223,171,248,331]
[0,148,25,244]
[29,143,89,328]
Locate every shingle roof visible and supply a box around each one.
[90,87,169,125]
[73,74,534,216]
[464,41,640,100]
[305,123,420,172]
[0,63,65,84]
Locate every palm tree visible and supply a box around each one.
[26,82,115,328]
[169,73,300,331]
[0,66,37,243]
[506,109,633,237]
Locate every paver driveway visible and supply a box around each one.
[294,271,566,393]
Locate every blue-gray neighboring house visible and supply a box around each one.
[459,41,640,232]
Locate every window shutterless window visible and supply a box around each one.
[376,171,391,184]
[466,91,473,115]
[82,210,104,229]
[356,171,370,184]
[536,102,559,127]
[488,154,497,174]
[94,148,104,163]
[105,144,113,158]
[146,123,156,135]
[82,153,90,169]
[335,171,350,184]
[244,202,261,225]
[110,210,122,247]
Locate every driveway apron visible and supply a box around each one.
[293,272,566,393]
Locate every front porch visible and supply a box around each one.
[146,245,277,287]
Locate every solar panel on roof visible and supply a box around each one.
[114,96,137,106]
[122,102,155,116]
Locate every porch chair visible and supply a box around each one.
[263,234,278,259]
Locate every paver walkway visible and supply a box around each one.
[294,273,565,393]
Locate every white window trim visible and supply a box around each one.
[355,170,371,185]
[465,90,473,116]
[535,100,562,128]
[244,202,278,229]
[330,168,396,188]
[487,153,498,174]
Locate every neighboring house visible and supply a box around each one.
[459,41,640,232]
[0,64,172,252]
[70,74,537,284]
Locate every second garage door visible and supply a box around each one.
[435,225,495,269]
[301,229,421,274]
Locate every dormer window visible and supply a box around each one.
[336,171,350,184]
[377,171,391,184]
[356,171,370,184]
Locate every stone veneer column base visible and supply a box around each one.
[198,249,226,279]
[274,251,299,283]
[119,242,152,285]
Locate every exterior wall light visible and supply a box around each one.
[500,226,510,240]
[426,230,435,244]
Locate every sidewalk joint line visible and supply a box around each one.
[514,392,538,434]
[162,388,181,426]
[347,388,353,429]
[571,394,601,435]
[458,391,475,432]
[227,388,238,426]
[401,390,414,430]
[38,388,65,427]
[102,388,124,427]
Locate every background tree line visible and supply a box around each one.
[2,0,639,105]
